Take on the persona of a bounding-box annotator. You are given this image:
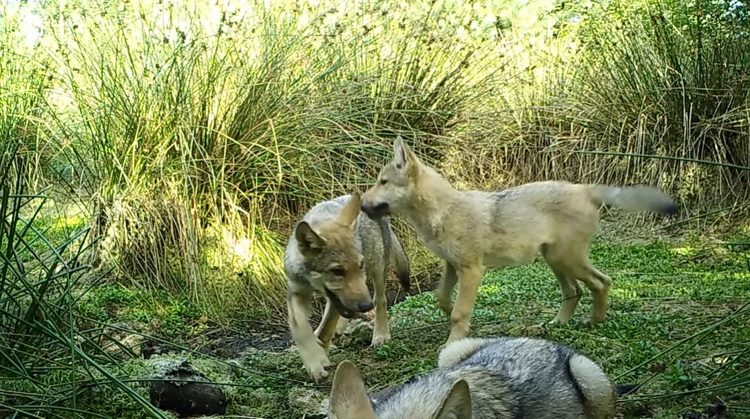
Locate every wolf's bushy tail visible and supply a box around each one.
[389,229,411,291]
[377,218,411,291]
[568,353,617,418]
[590,185,678,215]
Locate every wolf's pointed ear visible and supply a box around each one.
[330,360,376,419]
[393,135,410,163]
[433,379,472,419]
[393,136,419,176]
[337,192,361,230]
[295,221,326,258]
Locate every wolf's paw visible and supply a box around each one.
[585,316,605,327]
[305,356,332,382]
[548,316,562,325]
[307,364,329,382]
[548,317,569,328]
[370,332,391,348]
[583,320,604,330]
[334,320,350,337]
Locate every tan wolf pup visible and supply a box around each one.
[285,193,410,381]
[328,336,625,419]
[360,137,678,345]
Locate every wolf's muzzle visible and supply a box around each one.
[361,201,389,219]
[325,288,372,319]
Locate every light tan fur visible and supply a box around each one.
[361,137,677,345]
[568,354,617,418]
[437,337,488,369]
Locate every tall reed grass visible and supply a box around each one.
[447,0,750,216]
[31,0,516,319]
[0,42,166,418]
[7,0,750,319]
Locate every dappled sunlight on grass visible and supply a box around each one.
[478,283,503,294]
[670,245,696,257]
[53,214,86,230]
[77,285,208,338]
[610,288,639,300]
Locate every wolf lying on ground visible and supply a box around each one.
[284,192,410,381]
[329,336,629,419]
[361,137,678,346]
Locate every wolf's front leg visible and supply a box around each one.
[436,261,458,317]
[288,291,331,381]
[335,317,350,336]
[314,297,342,352]
[371,267,391,347]
[445,263,484,345]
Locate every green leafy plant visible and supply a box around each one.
[0,71,167,418]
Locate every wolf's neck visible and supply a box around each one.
[404,167,458,234]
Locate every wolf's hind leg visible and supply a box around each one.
[370,261,391,347]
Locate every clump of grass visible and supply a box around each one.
[32,0,509,319]
[446,0,750,223]
[0,81,168,417]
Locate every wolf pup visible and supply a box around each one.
[285,192,410,381]
[361,137,678,345]
[329,337,622,419]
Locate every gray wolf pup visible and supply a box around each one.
[361,137,678,345]
[285,192,410,381]
[329,336,621,418]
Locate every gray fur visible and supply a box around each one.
[358,337,616,419]
[285,195,392,296]
[285,195,411,380]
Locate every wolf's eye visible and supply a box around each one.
[379,178,388,186]
[331,268,346,277]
